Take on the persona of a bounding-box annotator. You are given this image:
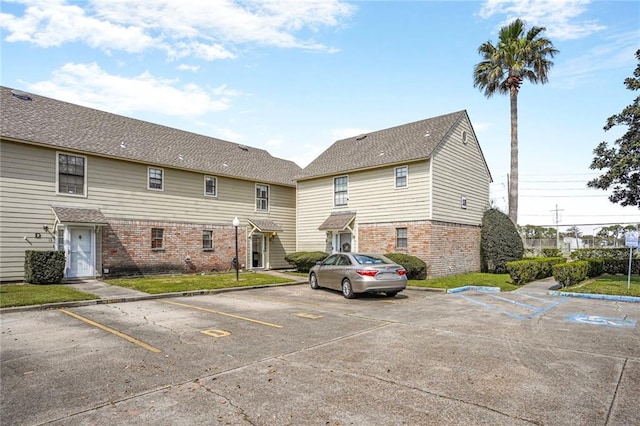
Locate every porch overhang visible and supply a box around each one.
[318,211,356,231]
[51,206,109,227]
[248,218,283,237]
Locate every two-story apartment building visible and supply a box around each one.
[295,111,492,277]
[0,87,300,281]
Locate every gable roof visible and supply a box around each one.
[0,87,301,187]
[296,110,468,181]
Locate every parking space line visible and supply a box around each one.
[58,308,161,353]
[455,293,568,321]
[160,300,283,328]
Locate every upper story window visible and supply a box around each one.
[205,176,217,197]
[148,167,164,191]
[151,228,164,249]
[256,184,269,212]
[395,166,408,188]
[57,153,86,196]
[334,176,348,207]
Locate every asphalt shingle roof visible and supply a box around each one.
[318,211,356,231]
[296,111,466,180]
[51,206,108,224]
[0,87,301,187]
[248,218,283,232]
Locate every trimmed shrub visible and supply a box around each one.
[385,253,427,280]
[24,250,66,284]
[505,260,540,285]
[481,209,524,274]
[602,259,640,275]
[552,261,588,287]
[541,248,562,257]
[534,257,566,279]
[571,248,635,261]
[585,258,604,278]
[284,251,328,273]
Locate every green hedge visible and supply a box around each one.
[541,248,562,257]
[584,258,604,278]
[602,259,640,275]
[284,251,328,273]
[384,253,427,280]
[552,261,588,288]
[571,248,636,261]
[24,250,66,284]
[505,257,565,285]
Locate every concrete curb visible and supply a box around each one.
[0,280,308,314]
[548,290,640,303]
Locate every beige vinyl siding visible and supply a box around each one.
[431,119,490,225]
[296,161,430,252]
[0,140,296,280]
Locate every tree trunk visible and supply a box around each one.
[509,87,519,225]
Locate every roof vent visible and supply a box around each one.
[223,162,229,167]
[238,145,249,151]
[179,154,184,160]
[379,152,384,156]
[120,142,126,149]
[355,134,367,141]
[11,89,32,101]
[424,131,430,137]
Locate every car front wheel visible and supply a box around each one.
[309,272,319,290]
[342,278,355,299]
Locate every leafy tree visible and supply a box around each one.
[588,49,640,208]
[518,224,557,239]
[474,19,558,224]
[481,208,524,273]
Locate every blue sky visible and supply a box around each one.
[1,0,638,234]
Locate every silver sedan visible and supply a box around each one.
[309,253,407,299]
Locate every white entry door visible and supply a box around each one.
[251,234,264,268]
[68,227,94,278]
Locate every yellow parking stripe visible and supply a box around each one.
[160,300,283,328]
[58,308,161,353]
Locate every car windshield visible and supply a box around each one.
[352,254,392,265]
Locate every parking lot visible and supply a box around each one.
[2,284,639,425]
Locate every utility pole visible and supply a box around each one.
[551,204,563,249]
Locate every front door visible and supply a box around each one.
[338,232,352,253]
[251,234,264,268]
[68,227,94,278]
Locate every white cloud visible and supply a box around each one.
[479,0,605,40]
[177,64,200,72]
[25,62,235,117]
[0,0,355,59]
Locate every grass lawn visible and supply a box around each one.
[105,272,296,294]
[0,284,99,308]
[560,274,640,297]
[409,273,518,292]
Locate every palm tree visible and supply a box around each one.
[473,19,558,224]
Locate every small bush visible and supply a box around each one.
[481,209,524,274]
[541,248,562,257]
[284,251,328,273]
[534,257,566,279]
[384,253,427,280]
[24,250,66,284]
[552,261,588,288]
[505,260,540,285]
[602,259,640,275]
[571,248,635,261]
[585,258,604,278]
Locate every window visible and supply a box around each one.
[57,153,86,196]
[334,176,348,206]
[148,167,164,190]
[256,184,269,211]
[395,166,408,188]
[203,230,213,250]
[151,228,164,249]
[461,196,468,209]
[204,176,217,197]
[396,228,408,248]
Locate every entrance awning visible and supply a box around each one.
[51,206,108,225]
[248,218,283,235]
[318,211,356,231]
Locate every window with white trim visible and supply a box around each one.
[57,153,86,196]
[396,228,408,248]
[204,176,217,197]
[395,166,408,188]
[148,167,164,190]
[334,176,348,207]
[203,230,213,250]
[256,184,269,211]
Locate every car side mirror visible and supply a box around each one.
[316,261,322,265]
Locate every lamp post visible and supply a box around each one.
[232,217,240,281]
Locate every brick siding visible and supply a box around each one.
[102,219,246,277]
[358,220,480,278]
